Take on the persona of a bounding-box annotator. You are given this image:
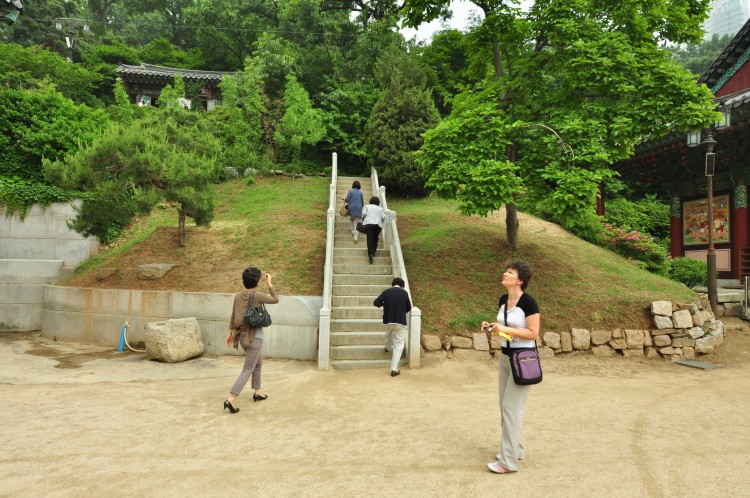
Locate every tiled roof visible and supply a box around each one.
[116,64,232,84]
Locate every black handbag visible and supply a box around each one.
[356,222,367,234]
[243,291,272,328]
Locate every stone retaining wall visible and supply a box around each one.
[421,298,725,362]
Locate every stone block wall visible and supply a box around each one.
[1,202,99,331]
[422,299,725,362]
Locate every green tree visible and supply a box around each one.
[139,37,205,68]
[0,0,79,54]
[406,0,718,250]
[211,68,266,171]
[185,0,280,70]
[108,5,175,47]
[318,80,380,169]
[107,80,136,125]
[366,48,440,194]
[0,43,104,106]
[123,0,195,47]
[87,0,120,25]
[77,36,141,105]
[414,29,473,115]
[275,75,326,163]
[44,109,223,246]
[0,89,109,181]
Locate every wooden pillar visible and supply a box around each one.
[732,184,748,279]
[670,196,683,258]
[596,182,605,216]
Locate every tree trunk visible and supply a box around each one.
[178,209,186,247]
[506,203,519,252]
[492,40,504,78]
[505,142,518,251]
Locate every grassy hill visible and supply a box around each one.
[63,176,697,336]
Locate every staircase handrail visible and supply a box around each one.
[317,153,337,369]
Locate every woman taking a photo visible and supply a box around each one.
[223,267,279,414]
[361,196,385,264]
[481,258,540,474]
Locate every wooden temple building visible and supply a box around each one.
[115,64,232,110]
[613,18,750,281]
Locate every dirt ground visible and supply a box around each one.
[2,319,750,498]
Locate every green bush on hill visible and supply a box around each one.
[667,257,708,288]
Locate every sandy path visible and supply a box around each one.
[2,334,750,497]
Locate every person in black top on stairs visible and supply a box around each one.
[373,277,412,377]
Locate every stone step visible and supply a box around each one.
[331,331,384,346]
[331,307,383,319]
[332,284,387,296]
[334,248,388,258]
[333,274,393,286]
[332,296,379,307]
[334,240,384,249]
[331,318,383,332]
[337,192,374,199]
[330,345,391,360]
[333,264,392,275]
[333,255,391,269]
[331,359,403,370]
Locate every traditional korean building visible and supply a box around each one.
[613,18,750,280]
[115,63,232,110]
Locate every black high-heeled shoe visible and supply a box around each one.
[223,399,240,413]
[253,393,268,402]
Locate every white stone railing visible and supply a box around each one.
[317,153,338,369]
[370,168,422,368]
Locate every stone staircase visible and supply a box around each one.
[330,176,400,369]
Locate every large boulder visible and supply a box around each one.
[144,317,204,363]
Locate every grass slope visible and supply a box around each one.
[63,177,697,336]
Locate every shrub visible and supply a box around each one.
[667,257,708,287]
[599,223,667,273]
[604,195,670,241]
[556,210,604,244]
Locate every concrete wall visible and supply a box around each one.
[1,202,99,331]
[1,202,99,265]
[41,285,321,360]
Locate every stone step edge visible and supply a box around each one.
[330,359,406,370]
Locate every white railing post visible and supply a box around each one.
[408,307,421,368]
[318,153,338,370]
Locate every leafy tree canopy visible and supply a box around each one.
[0,88,109,181]
[0,43,104,106]
[367,47,439,194]
[275,74,326,163]
[410,0,718,245]
[43,108,223,246]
